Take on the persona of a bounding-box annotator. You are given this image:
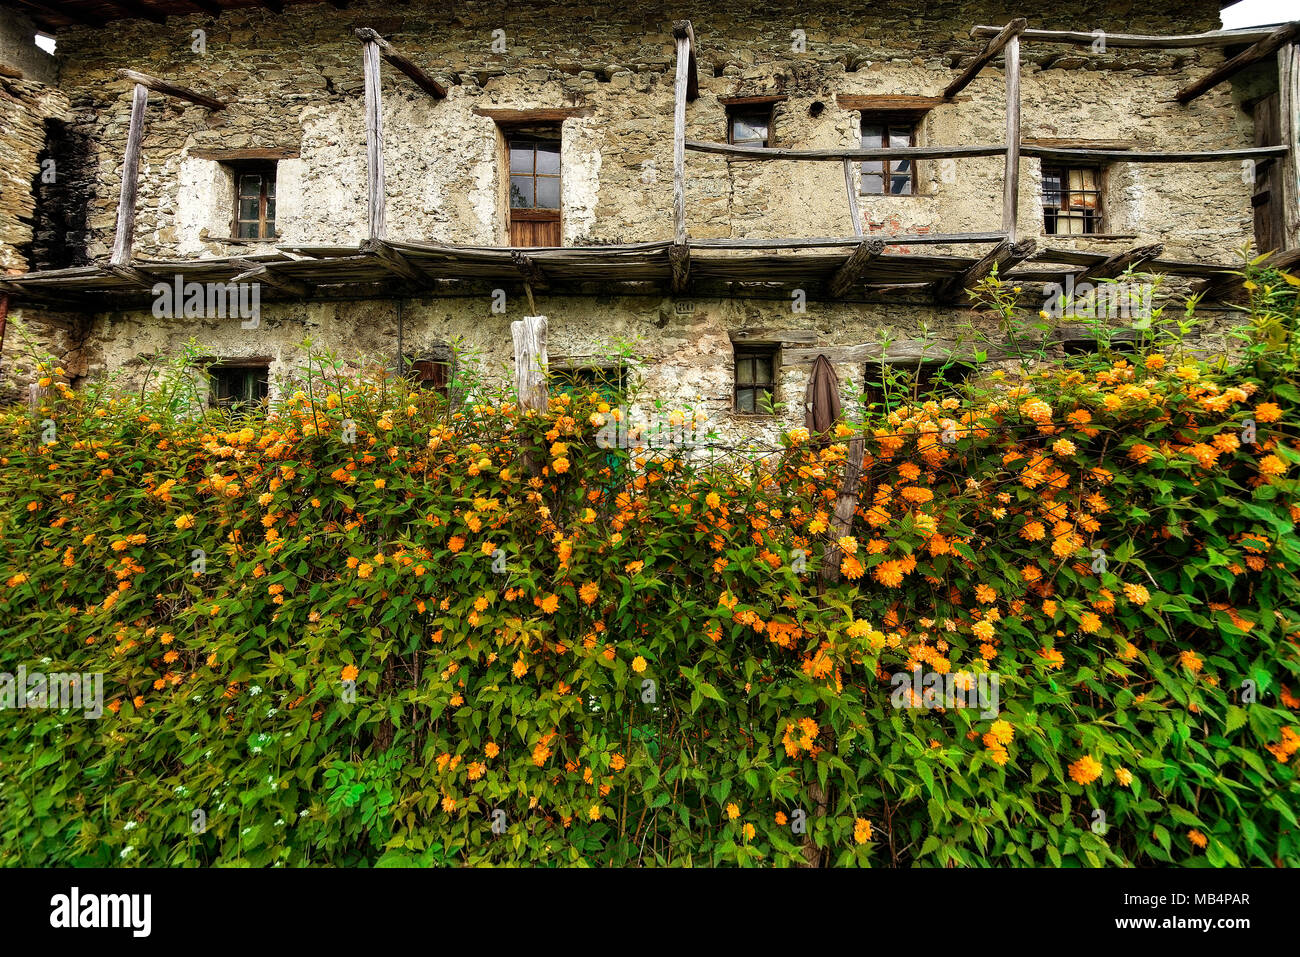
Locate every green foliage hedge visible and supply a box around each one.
[0,272,1298,867]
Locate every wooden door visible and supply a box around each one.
[509,214,561,247]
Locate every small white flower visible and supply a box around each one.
[120,846,134,859]
[248,685,262,696]
[275,818,285,827]
[123,820,137,831]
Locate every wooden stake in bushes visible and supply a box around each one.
[512,314,549,475]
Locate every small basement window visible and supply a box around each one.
[409,358,451,396]
[734,346,777,414]
[860,114,920,196]
[865,360,971,407]
[231,161,277,239]
[1042,165,1101,235]
[209,362,269,410]
[551,365,624,402]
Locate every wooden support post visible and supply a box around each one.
[672,21,693,247]
[117,69,225,110]
[842,160,863,236]
[1176,22,1300,104]
[820,437,866,585]
[933,238,1036,302]
[362,38,387,242]
[110,83,149,267]
[669,243,690,293]
[511,251,550,290]
[828,238,885,297]
[511,314,549,413]
[1071,242,1164,287]
[1280,42,1300,250]
[943,18,1027,100]
[672,20,698,102]
[354,28,447,99]
[231,261,312,298]
[1002,33,1021,243]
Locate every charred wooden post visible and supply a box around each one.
[828,238,885,297]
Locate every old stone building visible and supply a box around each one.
[1,0,1298,442]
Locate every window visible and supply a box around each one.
[727,105,772,148]
[508,135,561,246]
[209,363,269,410]
[864,360,970,408]
[409,358,451,396]
[551,365,624,402]
[231,162,276,239]
[860,116,918,195]
[734,347,777,414]
[1042,166,1101,235]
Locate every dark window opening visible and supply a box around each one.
[551,365,624,402]
[1042,165,1101,235]
[860,115,919,196]
[727,106,772,148]
[1063,337,1138,356]
[231,161,277,239]
[508,132,561,247]
[864,360,971,408]
[734,346,777,414]
[209,364,269,410]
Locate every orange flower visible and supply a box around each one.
[1068,755,1102,786]
[1253,402,1282,423]
[341,664,359,682]
[853,817,873,844]
[1188,829,1208,849]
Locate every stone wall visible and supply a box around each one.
[0,0,1270,429]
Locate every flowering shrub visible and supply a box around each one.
[1,273,1298,867]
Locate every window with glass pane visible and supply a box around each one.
[209,365,269,410]
[232,162,276,239]
[727,107,771,148]
[734,347,777,414]
[860,117,917,195]
[1042,165,1101,235]
[509,139,561,210]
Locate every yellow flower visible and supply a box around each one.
[726,802,740,820]
[1068,755,1103,786]
[853,817,873,844]
[631,655,647,673]
[174,513,195,530]
[1115,767,1133,786]
[341,664,359,682]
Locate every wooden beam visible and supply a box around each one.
[117,70,225,111]
[686,140,1006,161]
[970,23,1290,48]
[185,0,224,15]
[1023,144,1289,163]
[472,107,586,122]
[842,161,862,237]
[944,18,1027,100]
[672,24,691,246]
[1177,23,1300,103]
[231,261,311,298]
[13,0,106,28]
[828,238,885,297]
[354,28,447,99]
[110,83,149,267]
[511,251,550,290]
[361,39,386,242]
[188,147,301,161]
[260,0,284,13]
[1070,243,1164,287]
[672,20,698,102]
[1194,247,1300,299]
[694,232,1007,249]
[108,1,167,24]
[669,243,690,293]
[362,240,429,285]
[103,263,157,287]
[933,238,1036,302]
[1002,32,1021,242]
[836,94,959,111]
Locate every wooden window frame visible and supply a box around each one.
[726,103,775,148]
[1041,164,1103,236]
[208,361,270,410]
[734,345,778,415]
[859,112,921,196]
[864,360,971,407]
[230,160,277,240]
[508,137,561,216]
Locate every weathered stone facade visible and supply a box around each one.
[0,0,1283,438]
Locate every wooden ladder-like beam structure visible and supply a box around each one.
[1176,22,1300,104]
[110,71,225,268]
[944,18,1026,100]
[828,239,885,298]
[932,238,1036,302]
